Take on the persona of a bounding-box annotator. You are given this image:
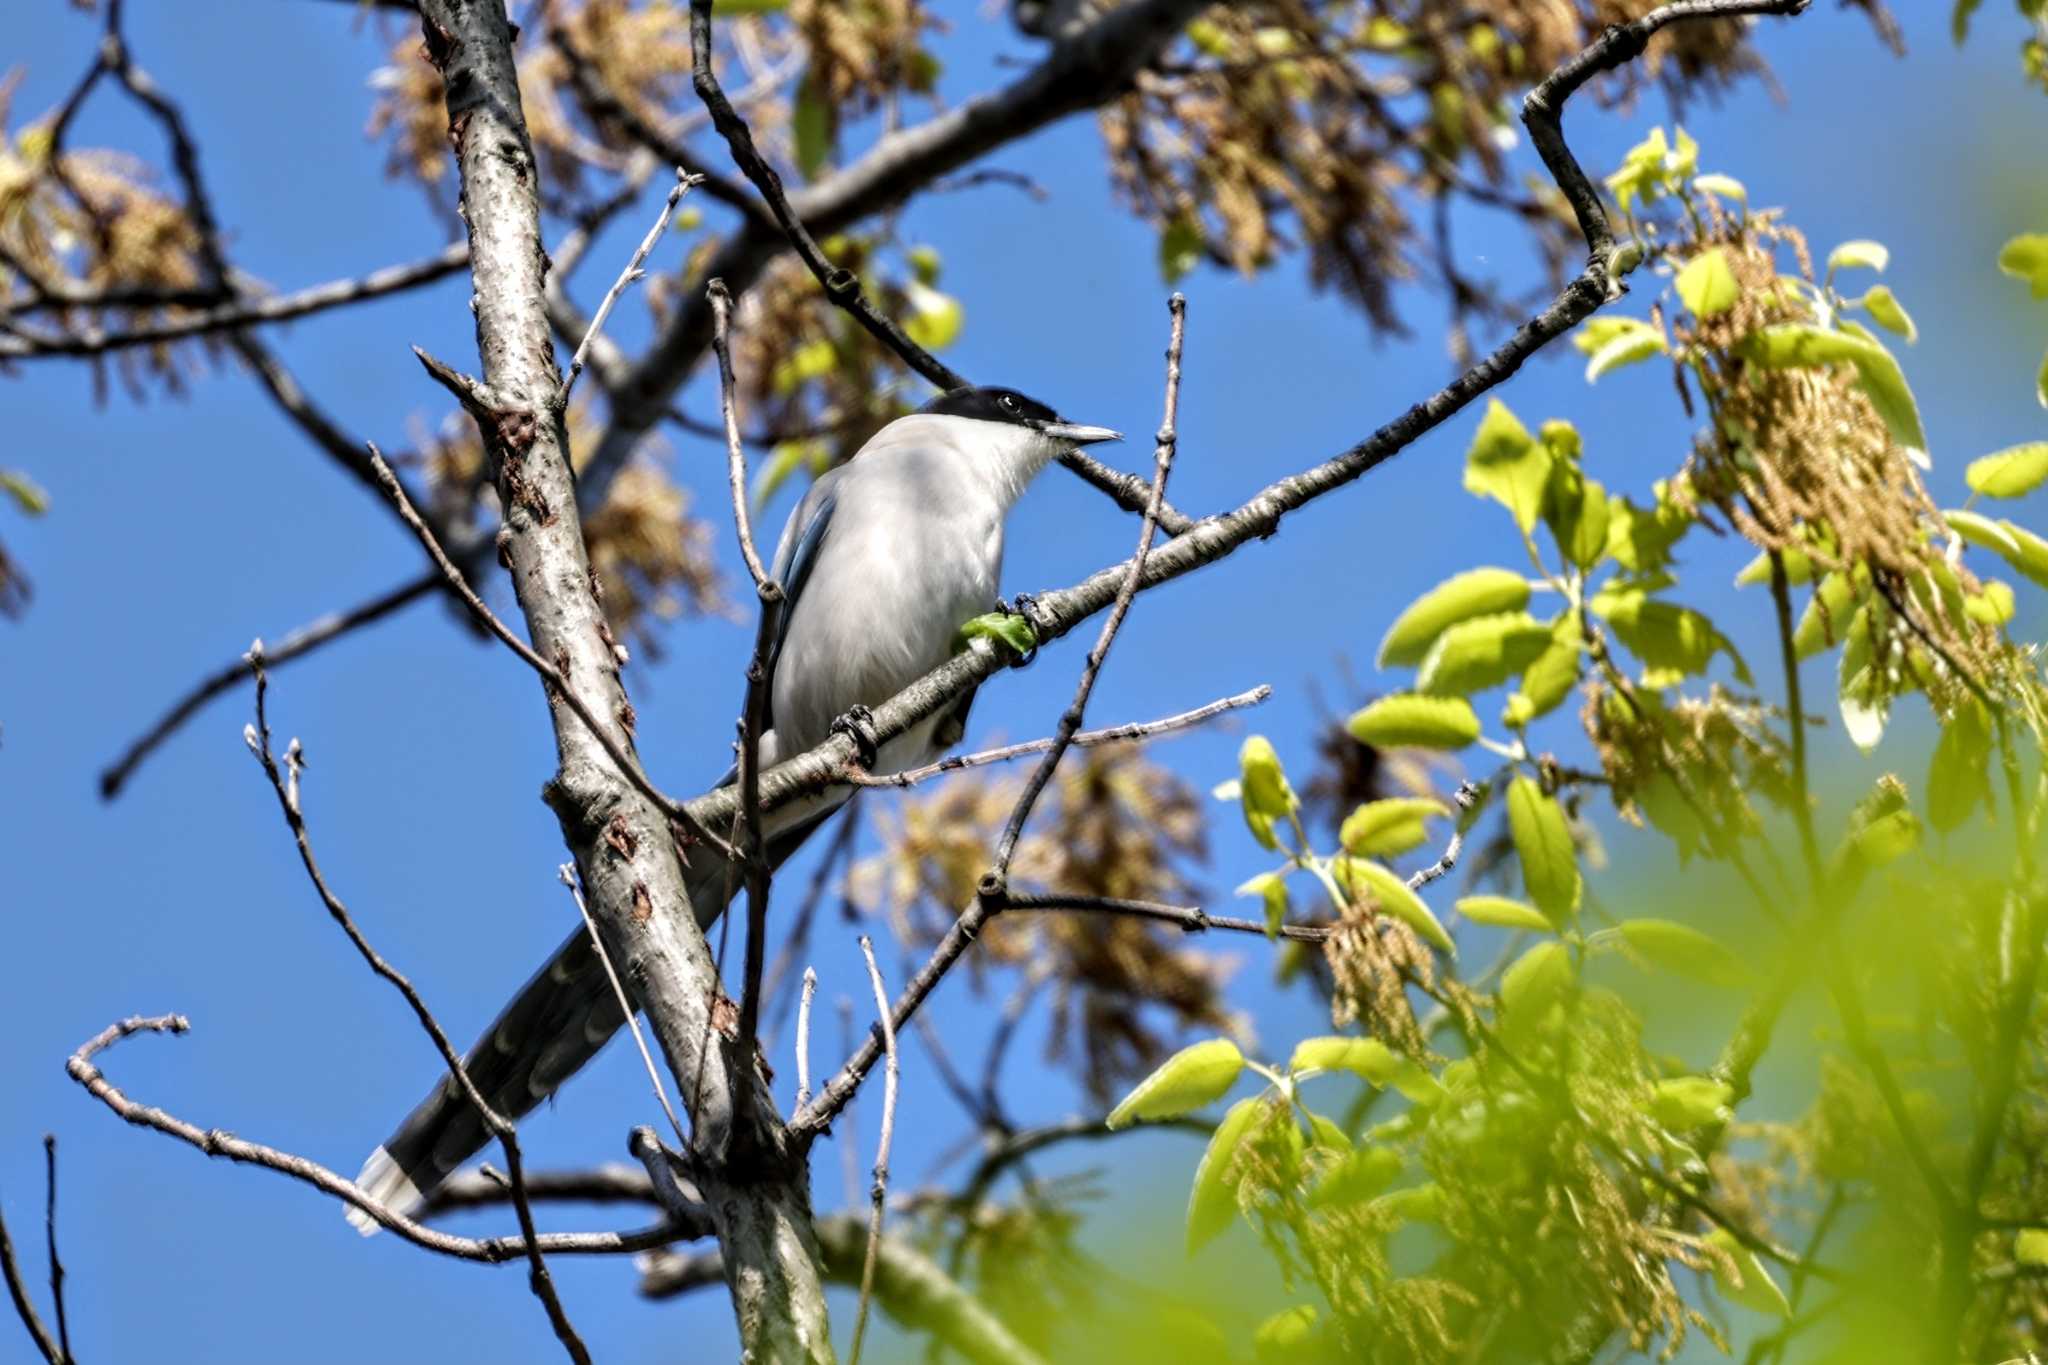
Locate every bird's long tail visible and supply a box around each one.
[346,809,830,1233]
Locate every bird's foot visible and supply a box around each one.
[831,705,881,768]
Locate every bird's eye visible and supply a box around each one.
[1000,394,1018,411]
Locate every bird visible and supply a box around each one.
[347,384,1121,1231]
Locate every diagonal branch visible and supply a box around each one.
[0,1192,62,1365]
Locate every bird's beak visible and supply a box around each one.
[1040,422,1122,446]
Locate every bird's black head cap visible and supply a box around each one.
[921,385,1061,429]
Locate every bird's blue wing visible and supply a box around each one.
[761,471,841,730]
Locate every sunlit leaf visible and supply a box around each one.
[1455,895,1554,932]
[1186,1097,1264,1253]
[1376,567,1531,667]
[1705,1230,1791,1316]
[1503,613,1583,728]
[1307,1145,1402,1209]
[1734,547,1813,588]
[1340,858,1455,954]
[1346,694,1481,750]
[1462,399,1551,533]
[903,281,964,351]
[1593,587,1750,687]
[1928,699,1994,833]
[1339,798,1447,858]
[1965,443,2048,498]
[1584,324,1667,382]
[1416,612,1554,696]
[1827,239,1890,275]
[1649,1076,1733,1130]
[1159,217,1203,284]
[1507,777,1580,925]
[1999,233,2048,299]
[0,470,48,516]
[1615,918,1749,989]
[1107,1038,1245,1129]
[1252,1304,1320,1359]
[1236,871,1291,938]
[1500,940,1574,1017]
[1860,284,1917,343]
[1691,172,1747,204]
[1740,324,1926,457]
[1676,247,1740,317]
[1837,602,1889,752]
[1793,570,1863,658]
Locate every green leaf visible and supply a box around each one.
[1649,1076,1733,1130]
[1615,918,1749,989]
[712,0,791,13]
[1416,611,1553,696]
[2036,345,2048,410]
[1792,570,1863,658]
[1845,780,1921,867]
[1592,587,1750,687]
[751,438,829,508]
[1236,872,1291,938]
[1676,247,1740,318]
[1346,694,1481,750]
[1159,217,1203,284]
[955,611,1037,658]
[1947,507,2023,557]
[1307,1145,1402,1209]
[2017,1230,2048,1267]
[1827,239,1890,275]
[1606,492,1693,575]
[1966,578,2016,625]
[1583,323,1667,382]
[903,281,964,352]
[1500,940,1574,1018]
[1966,443,2048,499]
[1507,777,1579,926]
[1999,233,2048,299]
[1573,315,1654,356]
[1339,858,1454,954]
[0,470,49,516]
[1455,895,1554,932]
[1706,1230,1791,1316]
[1962,517,2048,588]
[1691,172,1747,204]
[1838,601,1889,752]
[1252,1304,1320,1359]
[1376,567,1532,667]
[1928,699,1994,834]
[1339,798,1447,858]
[769,337,837,395]
[1740,324,1926,457]
[1860,285,1917,343]
[791,74,833,178]
[1504,613,1583,728]
[1376,1182,1444,1226]
[1107,1038,1245,1129]
[1734,547,1813,588]
[1544,462,1611,571]
[1290,1035,1395,1081]
[1462,399,1551,533]
[1186,1097,1264,1254]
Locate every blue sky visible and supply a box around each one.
[4,3,2046,1362]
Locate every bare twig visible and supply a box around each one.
[242,655,589,1364]
[849,936,900,1365]
[41,1139,68,1365]
[848,685,1269,787]
[0,1183,61,1365]
[64,1016,673,1261]
[708,278,772,588]
[98,570,439,800]
[795,967,819,1115]
[558,865,686,1147]
[363,446,730,859]
[564,170,700,398]
[999,893,1330,943]
[1408,780,1479,892]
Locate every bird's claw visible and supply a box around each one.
[832,705,880,768]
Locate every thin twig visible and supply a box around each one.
[1408,780,1479,891]
[708,278,773,588]
[847,685,1270,787]
[558,865,687,1147]
[40,1138,68,1365]
[363,446,731,860]
[242,656,589,1365]
[795,967,819,1115]
[564,170,700,398]
[1000,893,1331,943]
[0,1187,61,1365]
[64,1016,674,1261]
[849,935,900,1365]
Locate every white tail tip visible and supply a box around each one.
[347,1146,423,1237]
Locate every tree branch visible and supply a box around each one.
[0,1186,62,1365]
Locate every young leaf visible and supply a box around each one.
[1734,547,1813,588]
[1615,918,1749,989]
[1290,1035,1400,1082]
[1827,239,1890,275]
[1691,172,1747,204]
[1307,1145,1402,1209]
[1837,601,1889,752]
[1346,695,1481,750]
[1860,285,1917,343]
[1238,736,1298,850]
[1705,1230,1792,1316]
[2018,1230,2048,1267]
[1252,1305,1321,1357]
[1928,699,1994,834]
[1186,1097,1265,1254]
[1675,247,1740,318]
[1998,233,2048,299]
[1584,324,1668,382]
[1649,1076,1734,1130]
[1416,612,1554,696]
[903,281,965,351]
[0,470,48,516]
[1503,614,1583,728]
[1455,895,1554,932]
[1107,1038,1246,1129]
[1376,567,1532,667]
[1158,217,1203,284]
[2036,345,2048,410]
[1342,858,1455,954]
[1236,871,1291,938]
[1339,798,1448,858]
[1965,442,2048,499]
[1592,588,1750,687]
[1462,399,1551,533]
[1544,463,1611,570]
[1740,324,1926,456]
[1966,579,2016,625]
[1507,777,1580,925]
[1500,940,1574,1017]
[1793,570,1863,658]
